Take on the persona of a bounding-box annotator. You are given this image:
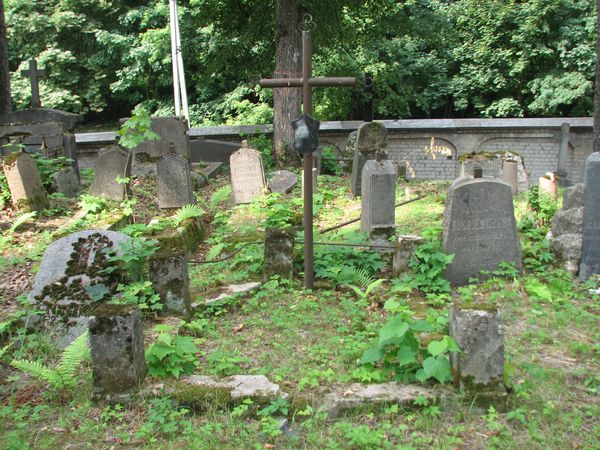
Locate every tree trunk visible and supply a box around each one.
[272,0,302,167]
[0,0,11,114]
[595,0,600,153]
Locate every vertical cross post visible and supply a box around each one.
[260,24,356,289]
[20,59,46,108]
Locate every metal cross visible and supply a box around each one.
[20,59,46,108]
[260,18,356,289]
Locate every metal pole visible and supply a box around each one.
[302,29,314,289]
[173,0,190,124]
[169,0,181,117]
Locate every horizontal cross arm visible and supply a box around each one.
[259,78,303,88]
[20,69,46,77]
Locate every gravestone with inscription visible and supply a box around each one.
[29,230,130,346]
[129,116,190,162]
[443,178,522,285]
[350,122,388,196]
[230,141,267,204]
[361,159,396,239]
[157,151,196,209]
[2,151,49,212]
[579,153,600,280]
[89,145,131,201]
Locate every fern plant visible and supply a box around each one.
[9,211,37,233]
[172,204,204,226]
[10,331,90,390]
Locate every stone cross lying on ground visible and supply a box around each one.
[20,59,46,109]
[259,15,357,288]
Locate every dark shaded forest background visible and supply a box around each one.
[4,0,597,125]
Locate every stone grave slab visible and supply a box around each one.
[89,145,131,201]
[2,151,49,212]
[0,108,82,131]
[129,116,190,162]
[230,142,267,204]
[442,178,522,285]
[267,170,297,194]
[52,166,80,197]
[157,152,195,209]
[361,159,396,239]
[350,122,388,196]
[28,230,131,342]
[579,153,600,280]
[190,139,240,163]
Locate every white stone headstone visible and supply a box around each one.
[230,142,266,204]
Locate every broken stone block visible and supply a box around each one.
[393,235,424,275]
[322,383,436,419]
[202,282,261,306]
[263,228,294,281]
[89,304,146,401]
[450,302,506,397]
[149,249,192,317]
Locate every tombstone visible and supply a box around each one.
[500,160,518,195]
[230,141,267,204]
[264,228,295,280]
[443,178,522,285]
[450,302,506,398]
[539,173,558,200]
[52,166,80,197]
[268,170,298,194]
[129,116,190,162]
[28,230,131,345]
[393,235,424,275]
[89,304,146,401]
[157,151,195,209]
[89,145,131,201]
[2,151,49,212]
[361,159,396,240]
[550,183,583,275]
[579,153,600,280]
[149,249,192,316]
[190,139,241,163]
[350,122,388,196]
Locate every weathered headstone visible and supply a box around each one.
[157,151,195,209]
[28,230,131,344]
[89,304,146,401]
[190,139,240,163]
[149,249,192,316]
[393,235,424,275]
[450,302,506,398]
[550,183,583,275]
[129,116,190,162]
[267,170,297,194]
[443,178,522,285]
[579,153,600,280]
[361,159,396,239]
[230,141,266,204]
[2,151,49,212]
[52,166,80,197]
[264,228,295,280]
[350,122,388,196]
[89,145,131,201]
[500,160,518,195]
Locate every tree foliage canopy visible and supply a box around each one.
[5,0,596,123]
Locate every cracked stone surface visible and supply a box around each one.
[180,375,287,401]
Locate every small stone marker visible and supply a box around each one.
[89,145,131,201]
[501,160,518,195]
[267,170,297,194]
[450,302,506,398]
[393,235,424,275]
[52,166,80,197]
[89,304,146,401]
[130,116,190,161]
[361,158,396,239]
[157,150,195,209]
[230,141,267,204]
[264,228,295,280]
[350,122,388,196]
[29,230,131,344]
[579,153,600,280]
[2,151,49,212]
[443,178,522,285]
[149,249,192,317]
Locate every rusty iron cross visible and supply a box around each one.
[20,59,46,108]
[259,19,356,289]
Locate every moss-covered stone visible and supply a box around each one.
[172,382,233,412]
